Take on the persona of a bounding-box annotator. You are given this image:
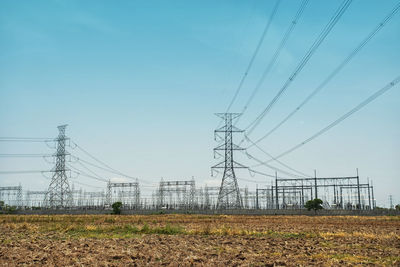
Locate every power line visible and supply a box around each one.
[249,2,400,145]
[67,164,108,183]
[247,168,292,179]
[225,0,282,112]
[0,137,52,140]
[0,154,53,158]
[245,135,312,177]
[70,155,133,178]
[236,176,269,184]
[71,140,152,184]
[75,160,108,182]
[0,170,52,174]
[245,0,353,135]
[237,0,309,123]
[253,75,400,166]
[245,151,306,178]
[71,180,104,190]
[71,141,120,173]
[248,168,275,178]
[0,139,53,143]
[69,165,158,188]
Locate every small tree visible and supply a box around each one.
[305,198,323,212]
[112,201,123,215]
[396,204,400,211]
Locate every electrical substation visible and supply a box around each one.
[0,123,377,213]
[1,0,400,214]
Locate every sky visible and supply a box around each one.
[0,0,399,208]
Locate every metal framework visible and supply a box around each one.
[0,185,22,208]
[26,190,47,208]
[81,191,106,207]
[203,186,220,209]
[157,179,196,209]
[106,181,140,208]
[253,171,375,210]
[19,174,375,211]
[212,113,246,209]
[44,125,72,208]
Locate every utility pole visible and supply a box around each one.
[275,175,279,209]
[212,113,246,209]
[314,170,318,200]
[389,195,393,209]
[45,125,72,208]
[367,178,371,210]
[106,180,112,206]
[371,180,375,209]
[17,184,22,209]
[356,168,361,209]
[256,184,259,209]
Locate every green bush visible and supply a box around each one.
[305,198,323,212]
[111,202,123,215]
[0,205,17,214]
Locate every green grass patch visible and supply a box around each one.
[63,223,185,238]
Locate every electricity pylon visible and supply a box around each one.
[212,113,247,209]
[45,125,72,208]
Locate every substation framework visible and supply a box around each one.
[70,189,106,208]
[0,125,377,211]
[157,179,196,209]
[25,191,47,208]
[254,172,375,210]
[106,181,140,209]
[0,186,23,208]
[1,174,375,210]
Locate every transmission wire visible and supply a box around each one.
[249,2,400,146]
[71,140,151,184]
[252,75,400,166]
[245,135,312,177]
[225,0,282,112]
[245,0,353,135]
[236,0,309,124]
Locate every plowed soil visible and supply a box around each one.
[1,215,399,266]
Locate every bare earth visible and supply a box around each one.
[0,215,399,266]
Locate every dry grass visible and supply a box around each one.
[0,214,399,266]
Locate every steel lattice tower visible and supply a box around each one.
[45,125,72,208]
[212,113,247,209]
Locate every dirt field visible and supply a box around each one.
[0,214,399,266]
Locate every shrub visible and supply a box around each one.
[0,205,17,214]
[111,202,123,215]
[305,198,323,212]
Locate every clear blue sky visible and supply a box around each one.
[0,0,399,207]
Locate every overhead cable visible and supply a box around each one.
[237,0,310,123]
[226,0,282,112]
[249,2,400,145]
[245,151,306,178]
[71,140,152,185]
[245,0,353,135]
[245,135,312,177]
[253,75,400,166]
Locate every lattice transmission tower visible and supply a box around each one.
[212,113,247,209]
[45,125,72,208]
